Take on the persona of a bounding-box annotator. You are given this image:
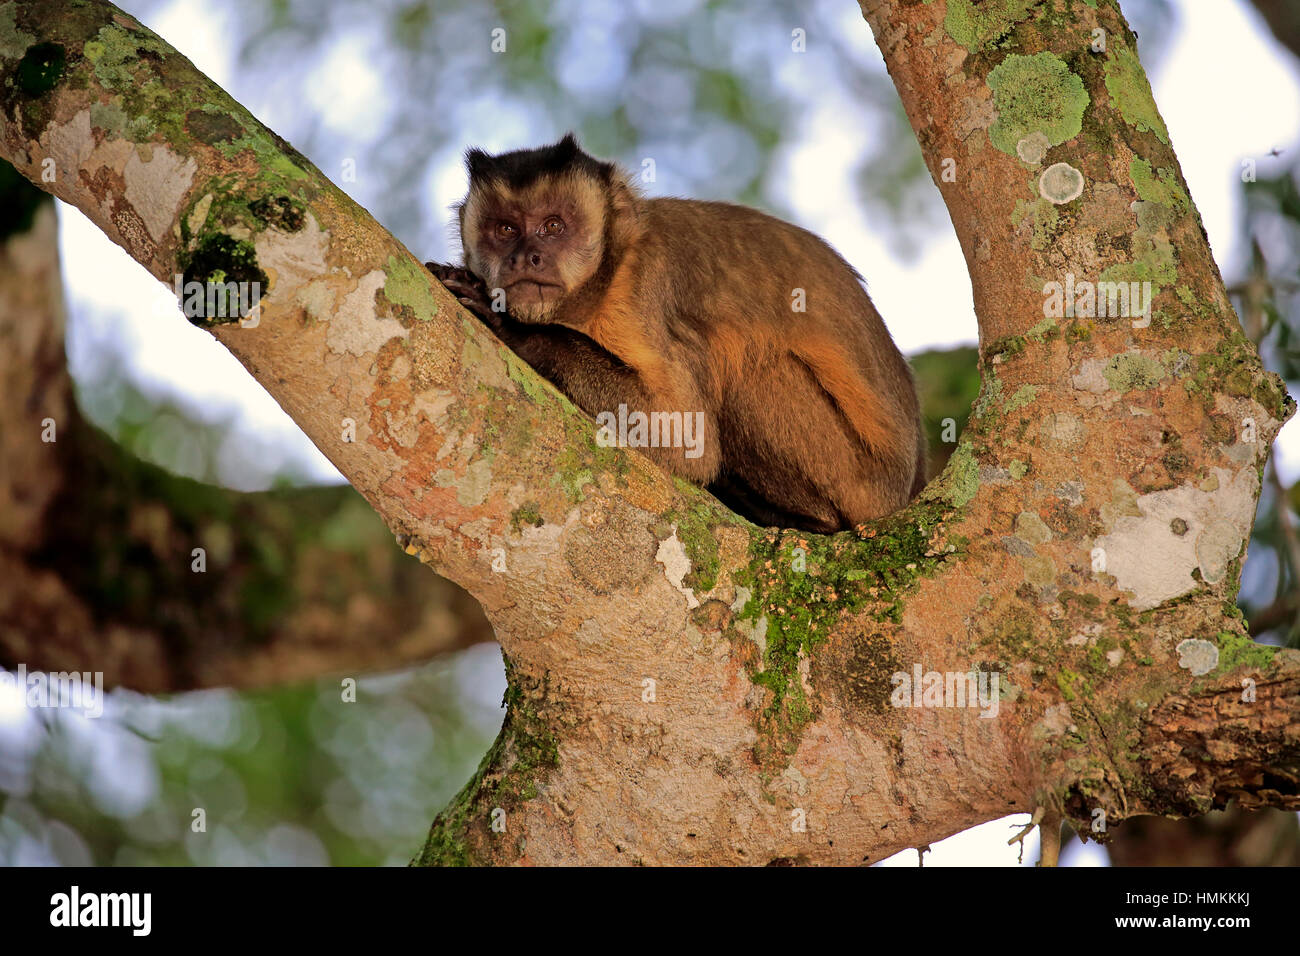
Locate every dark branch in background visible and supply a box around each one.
[1107,807,1300,865]
[18,414,493,691]
[1249,0,1300,62]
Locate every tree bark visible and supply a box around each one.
[1,0,1297,865]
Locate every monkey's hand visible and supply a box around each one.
[424,261,498,326]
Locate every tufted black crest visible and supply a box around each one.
[464,133,615,189]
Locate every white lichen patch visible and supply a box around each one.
[295,280,336,321]
[655,528,700,609]
[780,765,809,797]
[1070,358,1110,393]
[1072,350,1171,398]
[1195,518,1245,583]
[1175,638,1219,676]
[1039,162,1084,204]
[798,651,814,696]
[382,402,425,449]
[186,192,213,237]
[254,212,328,294]
[41,109,95,179]
[1220,441,1256,466]
[457,458,493,508]
[123,144,197,241]
[1032,702,1076,740]
[1094,467,1259,610]
[1016,131,1050,164]
[735,614,767,658]
[1066,622,1104,646]
[1055,481,1084,506]
[1215,392,1280,461]
[328,269,408,355]
[460,330,513,392]
[1038,411,1085,448]
[412,389,456,433]
[434,425,464,462]
[730,586,752,614]
[456,516,497,547]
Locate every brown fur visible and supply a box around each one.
[432,135,925,533]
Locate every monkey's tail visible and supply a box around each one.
[794,337,915,473]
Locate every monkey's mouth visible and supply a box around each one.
[505,280,563,312]
[507,279,562,296]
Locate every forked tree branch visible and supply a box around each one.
[1,0,1296,865]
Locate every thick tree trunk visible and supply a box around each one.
[1,0,1297,865]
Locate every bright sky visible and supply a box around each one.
[45,0,1300,866]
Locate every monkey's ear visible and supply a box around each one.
[465,147,493,182]
[607,174,643,248]
[555,132,581,156]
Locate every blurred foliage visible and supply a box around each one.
[0,651,504,864]
[214,0,832,253]
[148,0,1196,261]
[1233,162,1300,648]
[912,346,979,478]
[72,370,321,490]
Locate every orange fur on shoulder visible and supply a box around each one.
[585,250,693,411]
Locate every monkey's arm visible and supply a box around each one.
[425,261,720,482]
[499,320,721,483]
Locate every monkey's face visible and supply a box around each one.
[460,175,607,323]
[457,135,631,324]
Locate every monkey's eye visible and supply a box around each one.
[541,216,565,237]
[495,222,519,241]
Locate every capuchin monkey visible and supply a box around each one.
[426,134,924,534]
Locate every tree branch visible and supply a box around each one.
[0,170,492,692]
